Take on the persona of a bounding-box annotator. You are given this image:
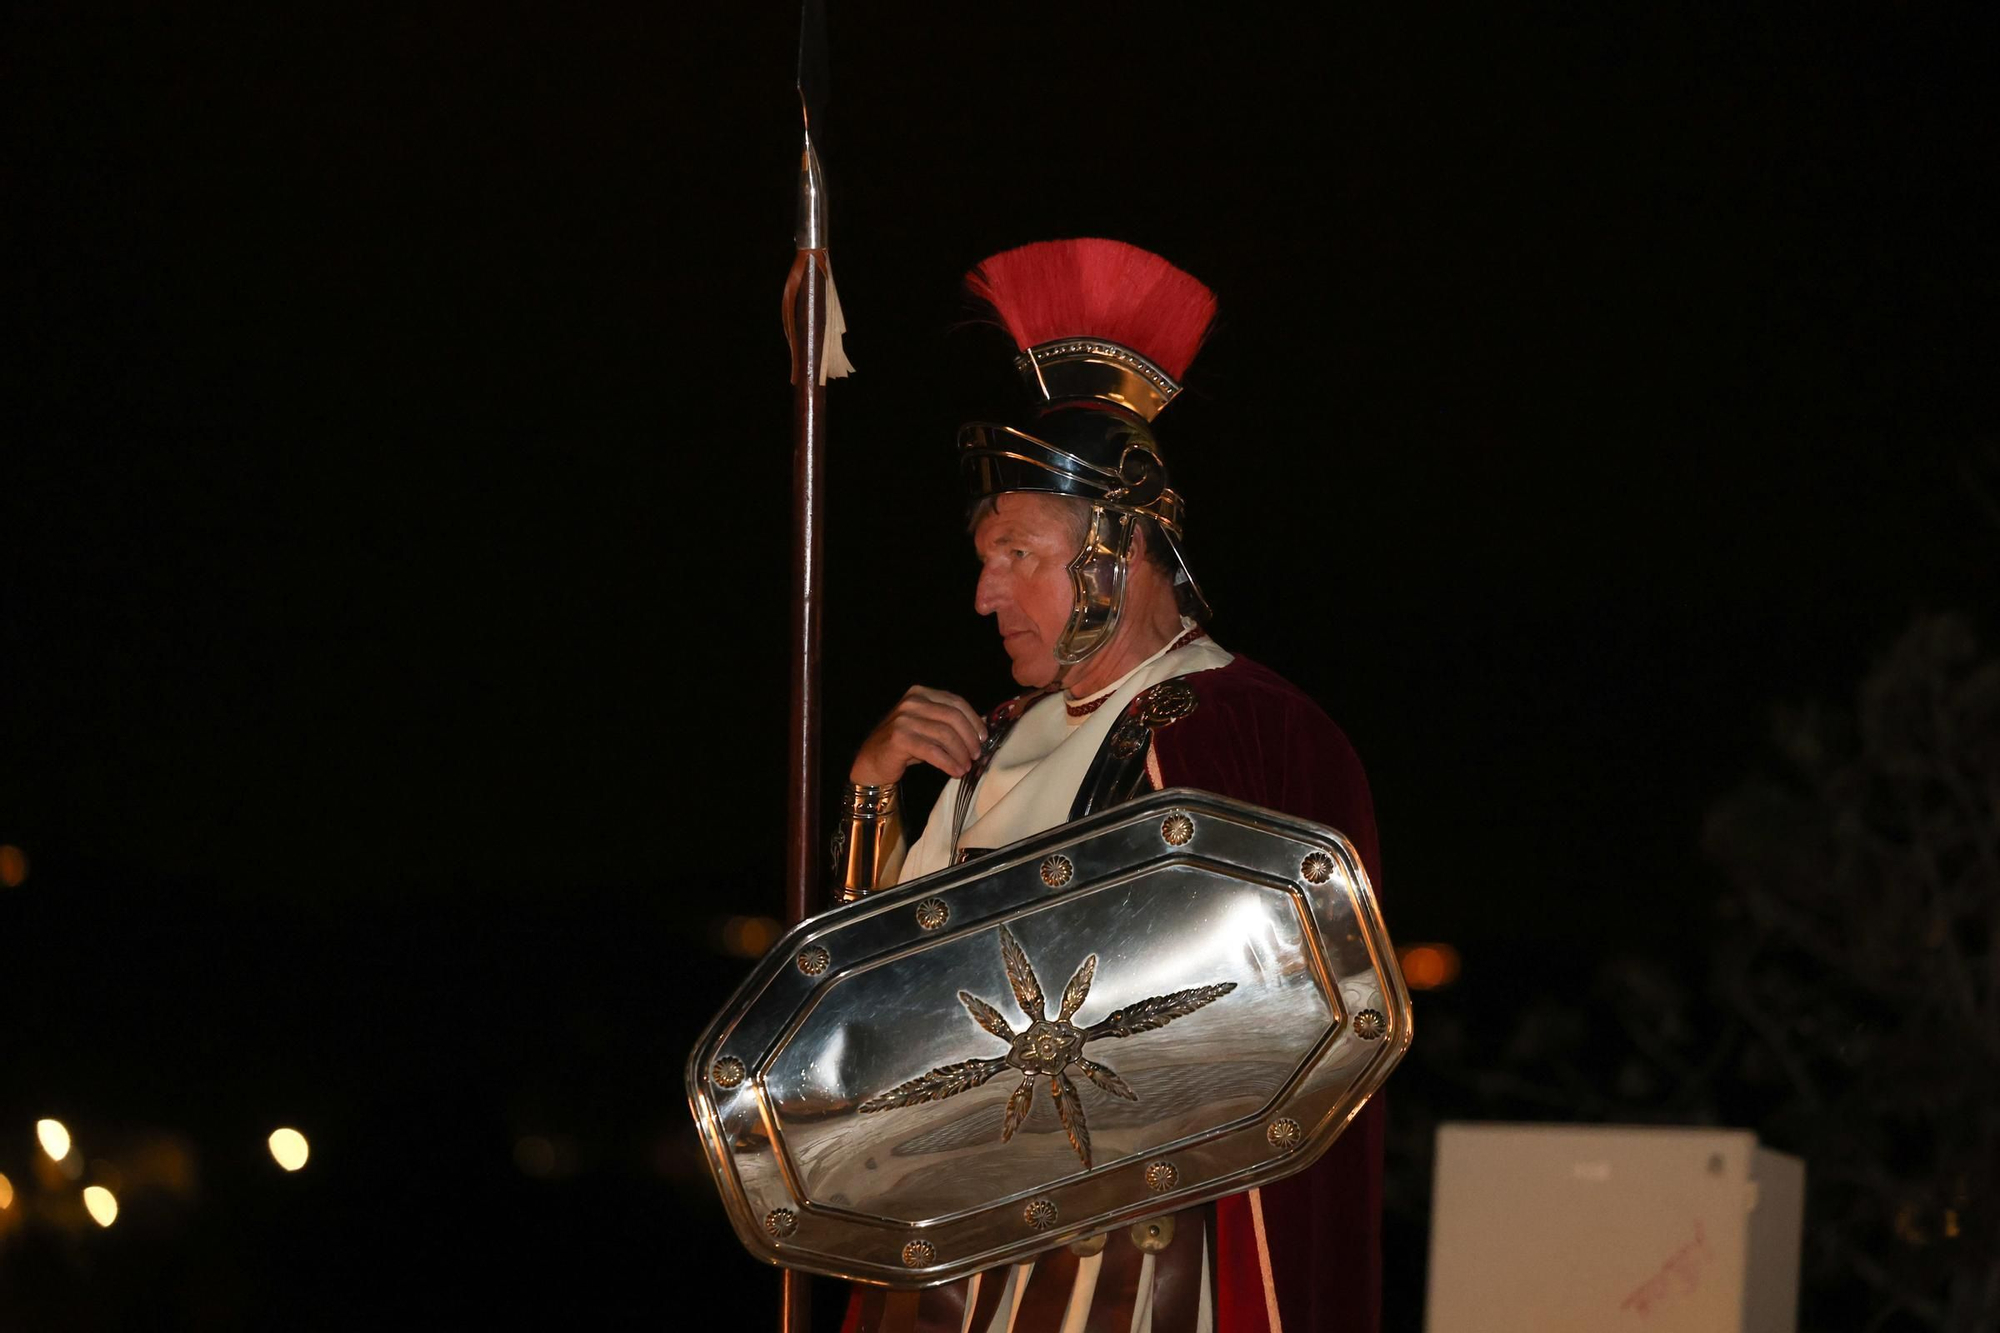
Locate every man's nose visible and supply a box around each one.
[973,567,1002,617]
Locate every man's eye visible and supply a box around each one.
[1012,550,1029,560]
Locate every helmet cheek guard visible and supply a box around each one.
[1057,507,1136,666]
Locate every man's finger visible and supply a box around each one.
[907,686,985,738]
[910,736,969,779]
[940,693,988,743]
[905,717,978,770]
[911,702,984,759]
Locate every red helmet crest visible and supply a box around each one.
[965,238,1217,385]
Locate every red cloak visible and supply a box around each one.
[1151,655,1385,1333]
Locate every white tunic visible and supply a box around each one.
[897,630,1233,884]
[887,629,1239,1333]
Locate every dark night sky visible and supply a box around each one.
[3,1,1994,1325]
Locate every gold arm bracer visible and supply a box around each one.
[836,783,906,902]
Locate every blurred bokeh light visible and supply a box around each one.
[37,1119,72,1162]
[512,1133,578,1180]
[0,844,26,888]
[718,914,781,958]
[1398,943,1462,991]
[267,1128,310,1172]
[82,1185,118,1227]
[514,1135,556,1178]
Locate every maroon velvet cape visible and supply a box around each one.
[1150,655,1385,1333]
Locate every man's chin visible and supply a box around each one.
[1005,644,1059,689]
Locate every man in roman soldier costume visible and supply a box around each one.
[834,238,1387,1333]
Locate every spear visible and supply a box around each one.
[778,2,850,1327]
[781,0,851,952]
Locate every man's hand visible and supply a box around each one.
[850,686,988,785]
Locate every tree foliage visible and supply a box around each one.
[1704,613,2000,1331]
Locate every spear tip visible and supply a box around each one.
[796,0,828,134]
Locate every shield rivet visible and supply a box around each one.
[711,1055,746,1088]
[764,1208,797,1238]
[796,945,830,976]
[1144,1160,1179,1193]
[1024,1198,1059,1231]
[901,1239,936,1268]
[1161,812,1195,846]
[1040,854,1073,888]
[1130,1214,1176,1252]
[1300,851,1335,884]
[1267,1117,1303,1152]
[915,898,949,931]
[1354,1009,1385,1040]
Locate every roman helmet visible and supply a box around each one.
[958,238,1217,667]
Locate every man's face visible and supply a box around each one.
[972,493,1084,687]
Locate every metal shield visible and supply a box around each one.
[685,788,1410,1288]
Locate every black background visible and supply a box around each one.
[3,1,1993,1327]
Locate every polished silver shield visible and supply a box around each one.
[685,788,1410,1288]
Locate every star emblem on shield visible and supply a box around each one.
[857,925,1236,1168]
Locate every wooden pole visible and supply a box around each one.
[784,5,832,1321]
[785,256,826,933]
[780,221,828,1333]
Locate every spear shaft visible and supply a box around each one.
[781,265,821,1333]
[780,4,832,1328]
[785,153,826,941]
